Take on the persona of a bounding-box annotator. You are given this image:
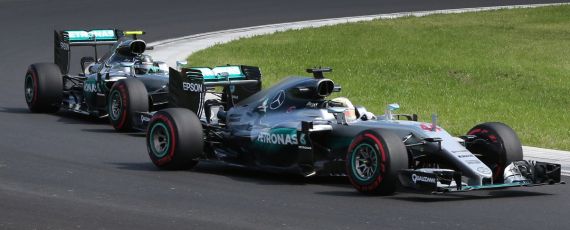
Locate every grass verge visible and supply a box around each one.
[188,5,570,150]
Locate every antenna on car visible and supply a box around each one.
[306,67,332,79]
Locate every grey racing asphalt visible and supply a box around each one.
[1,0,569,229]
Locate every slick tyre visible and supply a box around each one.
[108,79,149,131]
[24,63,63,113]
[147,108,203,170]
[346,129,408,195]
[466,122,523,183]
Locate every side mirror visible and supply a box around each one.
[384,103,400,120]
[328,107,348,125]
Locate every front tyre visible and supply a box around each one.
[108,79,149,131]
[147,108,203,170]
[24,63,63,113]
[346,129,408,195]
[466,122,523,183]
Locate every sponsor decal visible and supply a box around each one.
[467,160,481,164]
[67,30,115,41]
[286,106,296,113]
[411,174,437,184]
[477,167,491,174]
[456,154,475,158]
[83,82,98,93]
[420,123,441,132]
[140,114,151,123]
[306,102,319,108]
[452,150,469,153]
[299,133,307,145]
[59,42,69,50]
[269,90,285,110]
[256,129,298,145]
[182,82,203,92]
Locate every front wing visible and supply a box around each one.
[398,161,563,194]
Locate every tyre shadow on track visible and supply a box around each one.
[110,162,161,171]
[0,107,29,114]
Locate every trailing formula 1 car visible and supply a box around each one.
[24,29,169,131]
[145,67,562,195]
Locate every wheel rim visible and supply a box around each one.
[25,74,34,103]
[352,143,378,181]
[109,90,122,120]
[150,122,170,158]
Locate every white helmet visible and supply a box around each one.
[331,97,357,122]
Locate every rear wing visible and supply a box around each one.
[168,65,262,116]
[54,29,123,74]
[54,29,146,74]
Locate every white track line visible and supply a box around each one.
[147,3,570,176]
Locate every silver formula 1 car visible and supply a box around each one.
[145,67,562,195]
[24,29,169,131]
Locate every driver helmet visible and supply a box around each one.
[134,55,154,74]
[331,97,357,122]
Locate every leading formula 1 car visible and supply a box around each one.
[24,29,169,131]
[145,67,562,195]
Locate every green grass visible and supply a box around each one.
[188,6,570,150]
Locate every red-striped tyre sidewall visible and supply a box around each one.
[108,79,148,131]
[24,63,62,113]
[146,108,203,170]
[346,129,408,195]
[147,113,177,166]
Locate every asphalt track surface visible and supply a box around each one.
[1,0,569,229]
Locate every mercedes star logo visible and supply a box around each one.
[269,90,285,110]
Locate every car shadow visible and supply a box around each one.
[192,161,353,188]
[192,161,309,185]
[112,159,353,188]
[0,106,29,114]
[110,162,160,171]
[56,111,108,125]
[127,133,146,137]
[388,190,552,202]
[316,185,553,200]
[81,128,117,133]
[0,106,108,126]
[109,159,556,199]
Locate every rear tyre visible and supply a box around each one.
[108,79,149,131]
[466,122,523,183]
[147,108,203,170]
[346,129,408,195]
[24,63,63,113]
